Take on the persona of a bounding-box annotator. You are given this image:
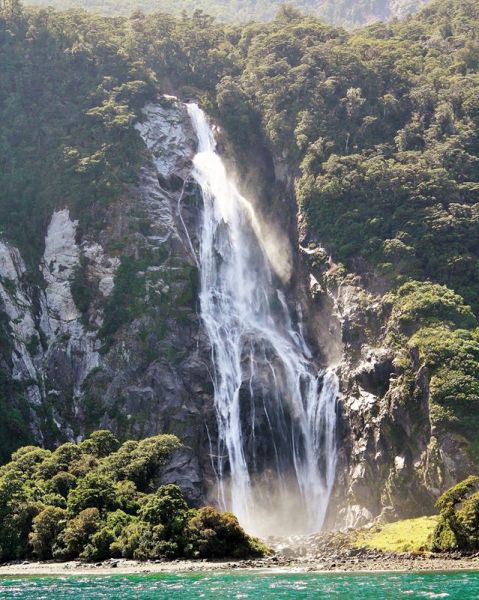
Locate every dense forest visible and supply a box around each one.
[0,430,268,561]
[23,0,429,27]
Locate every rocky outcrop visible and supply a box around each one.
[389,0,429,21]
[0,241,44,439]
[299,245,475,527]
[0,209,103,442]
[86,99,215,503]
[40,208,101,437]
[319,0,431,25]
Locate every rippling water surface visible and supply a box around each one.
[1,571,478,599]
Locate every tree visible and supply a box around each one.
[105,435,182,490]
[67,472,118,515]
[185,507,269,558]
[59,508,102,559]
[0,432,269,561]
[0,469,39,561]
[79,430,120,458]
[139,484,190,539]
[30,507,67,559]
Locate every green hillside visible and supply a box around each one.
[23,0,428,27]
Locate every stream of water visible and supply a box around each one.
[187,104,339,536]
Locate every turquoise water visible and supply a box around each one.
[0,571,478,599]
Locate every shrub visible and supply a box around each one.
[185,507,269,559]
[59,508,102,559]
[45,472,78,498]
[105,435,182,491]
[80,430,120,458]
[3,447,51,479]
[0,469,40,561]
[139,484,190,533]
[83,510,137,560]
[134,524,179,560]
[38,444,83,480]
[389,281,477,337]
[387,283,479,455]
[432,476,479,552]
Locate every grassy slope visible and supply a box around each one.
[354,517,438,553]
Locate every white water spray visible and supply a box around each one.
[187,103,338,536]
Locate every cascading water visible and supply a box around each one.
[187,103,339,536]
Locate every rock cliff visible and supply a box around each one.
[299,244,476,527]
[0,98,217,503]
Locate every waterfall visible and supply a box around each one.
[187,103,339,536]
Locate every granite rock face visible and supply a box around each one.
[0,240,44,438]
[299,245,476,527]
[0,98,217,503]
[0,209,102,441]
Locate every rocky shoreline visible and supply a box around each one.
[1,551,479,577]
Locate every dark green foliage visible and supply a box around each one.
[387,282,479,456]
[0,468,41,560]
[0,431,268,561]
[37,443,83,479]
[184,507,270,558]
[67,472,118,514]
[432,476,479,551]
[0,5,153,267]
[71,260,95,323]
[30,507,67,559]
[79,430,120,458]
[99,257,149,340]
[59,507,102,559]
[45,472,78,498]
[0,369,33,464]
[103,435,182,492]
[388,282,477,335]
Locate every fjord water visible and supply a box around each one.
[2,572,478,599]
[187,103,339,536]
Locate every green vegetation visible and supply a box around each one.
[0,370,33,463]
[354,516,438,552]
[0,430,269,562]
[0,3,153,268]
[4,0,475,289]
[432,476,479,552]
[385,282,479,459]
[24,0,424,27]
[354,479,479,554]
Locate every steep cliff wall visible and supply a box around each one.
[0,98,217,503]
[299,243,476,527]
[265,133,475,528]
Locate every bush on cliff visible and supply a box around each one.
[0,430,268,562]
[386,281,479,461]
[432,476,479,552]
